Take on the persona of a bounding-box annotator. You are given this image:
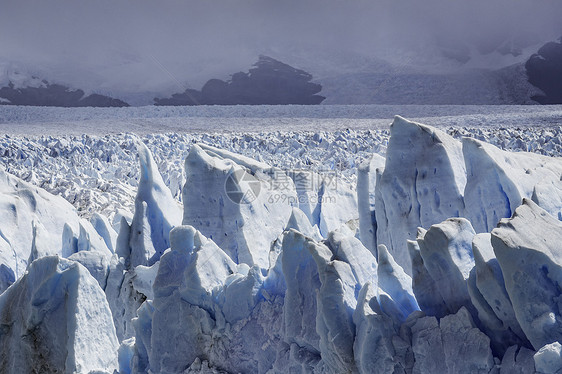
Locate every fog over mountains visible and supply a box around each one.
[1,0,561,105]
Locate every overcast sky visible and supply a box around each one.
[1,0,561,101]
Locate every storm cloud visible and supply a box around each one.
[1,0,560,103]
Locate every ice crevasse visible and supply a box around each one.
[0,116,562,373]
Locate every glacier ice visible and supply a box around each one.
[357,153,385,255]
[469,233,529,354]
[375,116,466,275]
[437,307,495,373]
[68,250,111,289]
[532,180,562,220]
[534,342,562,374]
[500,345,535,374]
[129,142,181,267]
[91,212,118,253]
[0,115,561,373]
[105,255,150,341]
[1,110,560,222]
[463,137,562,233]
[131,261,159,301]
[156,225,236,309]
[27,220,53,264]
[285,206,322,241]
[103,141,184,342]
[352,283,399,374]
[327,229,377,289]
[141,225,230,373]
[182,143,296,269]
[0,256,118,373]
[410,314,448,373]
[375,115,562,278]
[310,238,357,373]
[133,225,284,373]
[491,198,562,350]
[281,229,323,355]
[0,168,112,291]
[118,337,135,374]
[0,170,120,333]
[377,244,419,323]
[416,218,476,317]
[411,307,494,374]
[408,235,448,318]
[316,176,358,238]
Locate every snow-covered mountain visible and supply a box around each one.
[154,56,325,106]
[0,33,554,106]
[268,39,546,105]
[526,37,562,104]
[2,0,561,106]
[0,63,129,107]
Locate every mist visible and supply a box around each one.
[1,0,561,104]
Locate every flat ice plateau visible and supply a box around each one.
[0,105,562,373]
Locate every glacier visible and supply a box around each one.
[0,167,112,293]
[375,116,467,275]
[0,112,561,373]
[0,256,118,373]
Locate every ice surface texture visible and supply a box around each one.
[0,168,112,293]
[0,256,118,373]
[0,113,561,373]
[376,116,562,275]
